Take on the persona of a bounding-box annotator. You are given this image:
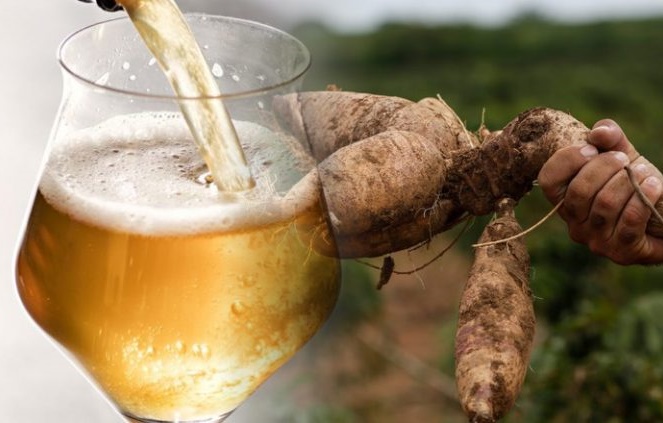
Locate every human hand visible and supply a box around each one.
[538,119,663,265]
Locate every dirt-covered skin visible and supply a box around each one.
[274,91,476,162]
[276,92,597,257]
[454,199,535,423]
[277,91,663,258]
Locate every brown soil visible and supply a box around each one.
[287,235,473,422]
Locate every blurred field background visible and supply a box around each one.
[3,2,663,422]
[265,16,663,423]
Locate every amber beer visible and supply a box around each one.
[16,114,340,421]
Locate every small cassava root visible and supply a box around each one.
[454,198,535,423]
[276,90,663,259]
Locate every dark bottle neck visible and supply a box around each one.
[78,0,123,12]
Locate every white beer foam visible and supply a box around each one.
[40,112,315,235]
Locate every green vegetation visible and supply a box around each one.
[293,16,663,422]
[296,16,663,161]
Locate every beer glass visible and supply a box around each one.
[16,15,340,423]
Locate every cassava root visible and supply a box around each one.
[276,90,663,258]
[274,90,663,421]
[454,198,535,422]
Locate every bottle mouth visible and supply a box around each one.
[97,0,123,12]
[77,0,123,12]
[58,14,311,101]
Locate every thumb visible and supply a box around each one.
[589,119,639,161]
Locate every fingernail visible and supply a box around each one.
[589,125,612,138]
[592,124,611,132]
[580,144,598,158]
[634,163,649,175]
[612,151,629,165]
[644,176,661,189]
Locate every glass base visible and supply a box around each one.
[122,410,234,423]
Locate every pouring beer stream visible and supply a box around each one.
[117,0,255,193]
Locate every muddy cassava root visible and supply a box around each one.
[272,90,663,421]
[454,198,535,422]
[276,90,663,258]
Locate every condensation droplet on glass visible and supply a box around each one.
[203,44,210,50]
[242,275,257,288]
[174,340,185,353]
[196,172,213,186]
[148,57,157,66]
[192,344,211,359]
[95,72,110,86]
[231,74,240,82]
[231,301,246,316]
[129,75,137,81]
[257,101,265,110]
[256,74,266,82]
[211,63,224,78]
[122,62,131,71]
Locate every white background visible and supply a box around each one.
[2,1,663,421]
